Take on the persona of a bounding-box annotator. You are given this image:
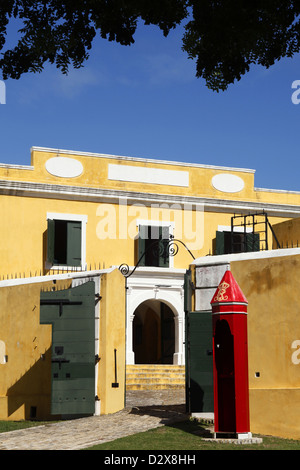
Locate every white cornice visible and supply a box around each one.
[1,179,300,217]
[255,186,300,195]
[30,146,256,174]
[191,247,300,266]
[0,162,34,170]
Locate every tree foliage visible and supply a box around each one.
[0,1,187,78]
[1,1,300,91]
[183,1,300,91]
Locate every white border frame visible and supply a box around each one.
[46,212,88,270]
[126,267,186,365]
[136,219,175,268]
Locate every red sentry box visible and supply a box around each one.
[210,270,250,436]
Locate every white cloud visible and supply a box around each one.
[142,52,195,86]
[55,66,102,98]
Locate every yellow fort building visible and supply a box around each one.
[1,146,300,439]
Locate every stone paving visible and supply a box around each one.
[0,390,188,450]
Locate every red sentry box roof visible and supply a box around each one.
[211,270,248,305]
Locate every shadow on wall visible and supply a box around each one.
[7,347,53,420]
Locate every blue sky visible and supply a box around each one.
[1,20,300,192]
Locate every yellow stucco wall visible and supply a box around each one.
[1,147,299,279]
[1,148,256,200]
[231,254,300,439]
[0,279,70,420]
[0,193,292,280]
[0,268,126,421]
[1,147,300,207]
[273,217,300,249]
[0,193,206,277]
[97,268,126,415]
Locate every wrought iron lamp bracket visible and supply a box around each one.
[119,235,195,278]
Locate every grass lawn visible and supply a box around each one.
[0,420,53,433]
[1,418,300,450]
[85,419,300,451]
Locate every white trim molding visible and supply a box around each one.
[2,179,300,218]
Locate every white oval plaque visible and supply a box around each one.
[212,173,245,193]
[45,157,83,178]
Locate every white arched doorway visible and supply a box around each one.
[125,268,186,365]
[133,299,175,364]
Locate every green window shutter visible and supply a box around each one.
[254,233,260,251]
[47,219,55,265]
[158,226,169,267]
[138,225,147,267]
[245,232,260,252]
[215,230,259,255]
[67,221,82,267]
[215,231,225,255]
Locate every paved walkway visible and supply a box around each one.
[0,390,188,450]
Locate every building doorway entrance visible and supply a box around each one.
[133,300,175,364]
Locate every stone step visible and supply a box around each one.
[126,373,185,380]
[126,376,185,384]
[126,365,185,373]
[126,370,185,377]
[126,383,185,391]
[126,365,185,390]
[126,367,185,378]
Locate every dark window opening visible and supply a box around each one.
[137,225,169,267]
[215,231,259,255]
[47,219,82,267]
[54,220,68,265]
[224,232,247,254]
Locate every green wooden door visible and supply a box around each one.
[40,281,95,416]
[186,311,214,414]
